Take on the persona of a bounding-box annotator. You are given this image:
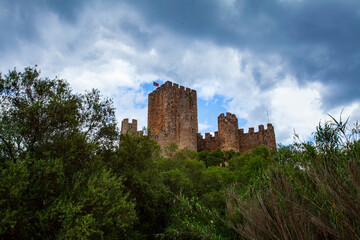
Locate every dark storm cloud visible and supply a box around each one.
[1,0,359,110]
[44,0,86,22]
[123,0,360,108]
[0,0,85,52]
[0,1,40,51]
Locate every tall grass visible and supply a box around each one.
[226,116,360,239]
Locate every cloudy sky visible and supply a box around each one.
[1,0,359,144]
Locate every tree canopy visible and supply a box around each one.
[1,66,359,239]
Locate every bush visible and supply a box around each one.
[226,117,360,239]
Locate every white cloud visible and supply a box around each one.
[269,78,324,144]
[2,1,360,146]
[114,88,148,131]
[199,122,211,132]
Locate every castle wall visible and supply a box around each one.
[121,118,138,134]
[197,132,220,152]
[198,114,276,153]
[120,118,144,137]
[124,81,276,154]
[238,124,276,152]
[148,81,198,151]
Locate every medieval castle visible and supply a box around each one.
[121,81,276,153]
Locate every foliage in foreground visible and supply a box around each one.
[225,117,360,240]
[1,67,359,239]
[168,117,360,240]
[0,67,136,239]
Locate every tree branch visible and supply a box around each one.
[0,134,14,160]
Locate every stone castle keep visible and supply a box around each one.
[121,81,276,153]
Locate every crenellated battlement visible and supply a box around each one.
[150,81,196,96]
[123,81,276,153]
[167,81,196,94]
[197,131,220,152]
[121,118,137,126]
[206,131,219,139]
[200,112,276,152]
[197,131,219,140]
[238,123,274,134]
[218,112,238,123]
[121,118,138,135]
[120,118,144,138]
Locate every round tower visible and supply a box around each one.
[218,112,239,151]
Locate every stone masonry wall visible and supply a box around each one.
[123,82,276,153]
[197,132,220,152]
[148,81,198,151]
[238,123,276,153]
[121,118,137,134]
[218,113,240,151]
[198,113,276,153]
[120,118,143,137]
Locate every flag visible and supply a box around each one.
[153,81,159,87]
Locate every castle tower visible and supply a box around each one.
[148,81,198,151]
[218,112,239,152]
[121,118,137,134]
[264,123,276,148]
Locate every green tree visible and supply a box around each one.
[0,67,136,239]
[228,145,271,185]
[112,133,169,238]
[198,148,225,167]
[0,67,118,163]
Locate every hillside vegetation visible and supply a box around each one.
[1,67,359,239]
